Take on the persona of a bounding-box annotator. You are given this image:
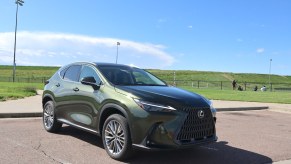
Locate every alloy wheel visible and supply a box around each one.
[44,103,54,129]
[104,120,125,155]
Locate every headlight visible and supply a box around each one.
[133,99,176,112]
[202,96,216,118]
[209,100,216,118]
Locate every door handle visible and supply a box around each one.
[73,87,79,92]
[56,83,60,87]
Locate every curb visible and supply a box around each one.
[0,106,269,118]
[272,159,291,164]
[216,106,269,112]
[0,112,42,118]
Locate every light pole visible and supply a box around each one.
[13,0,24,82]
[173,71,176,86]
[269,59,272,89]
[116,42,120,64]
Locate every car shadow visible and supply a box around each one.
[126,141,273,164]
[57,125,104,149]
[57,126,272,164]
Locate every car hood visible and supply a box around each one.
[115,85,210,108]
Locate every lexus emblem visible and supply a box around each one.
[197,110,205,119]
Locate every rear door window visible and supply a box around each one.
[59,67,68,78]
[63,65,81,82]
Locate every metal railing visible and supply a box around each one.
[165,80,291,92]
[0,76,49,83]
[1,76,291,92]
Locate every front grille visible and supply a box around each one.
[176,107,215,143]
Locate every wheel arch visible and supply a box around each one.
[98,103,130,136]
[42,94,55,108]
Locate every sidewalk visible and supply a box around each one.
[0,92,42,118]
[0,93,290,118]
[213,100,291,114]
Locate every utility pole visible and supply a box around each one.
[116,42,120,64]
[173,71,176,86]
[13,0,24,82]
[269,59,272,91]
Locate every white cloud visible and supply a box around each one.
[256,48,265,54]
[188,25,193,29]
[0,31,175,68]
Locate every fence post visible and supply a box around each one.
[173,71,176,86]
[244,81,247,91]
[221,81,223,90]
[198,81,200,89]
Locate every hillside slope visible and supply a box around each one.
[1,65,291,84]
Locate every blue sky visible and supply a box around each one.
[0,0,290,75]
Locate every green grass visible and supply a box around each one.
[0,65,59,78]
[0,82,43,101]
[1,65,291,103]
[182,87,291,104]
[1,65,291,84]
[149,69,291,84]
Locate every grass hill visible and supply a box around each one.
[0,65,59,78]
[1,65,291,84]
[149,69,291,84]
[1,65,291,103]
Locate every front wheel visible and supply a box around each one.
[102,114,132,160]
[43,100,62,132]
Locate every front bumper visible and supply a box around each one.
[131,106,217,150]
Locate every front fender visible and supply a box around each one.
[98,103,131,135]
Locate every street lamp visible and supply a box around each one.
[116,42,120,64]
[12,0,24,82]
[269,59,272,90]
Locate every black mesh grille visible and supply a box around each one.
[176,107,215,143]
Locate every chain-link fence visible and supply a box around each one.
[1,76,291,92]
[165,80,291,92]
[0,76,49,83]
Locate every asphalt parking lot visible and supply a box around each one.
[1,110,291,164]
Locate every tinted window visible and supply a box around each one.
[63,65,81,82]
[60,67,68,79]
[132,68,165,85]
[98,65,166,86]
[79,65,101,84]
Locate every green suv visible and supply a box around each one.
[42,62,217,160]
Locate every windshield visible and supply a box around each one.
[97,65,166,86]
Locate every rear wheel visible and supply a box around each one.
[43,100,62,132]
[102,114,132,160]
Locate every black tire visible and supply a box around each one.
[43,100,62,133]
[102,114,132,160]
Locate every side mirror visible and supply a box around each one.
[81,76,100,90]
